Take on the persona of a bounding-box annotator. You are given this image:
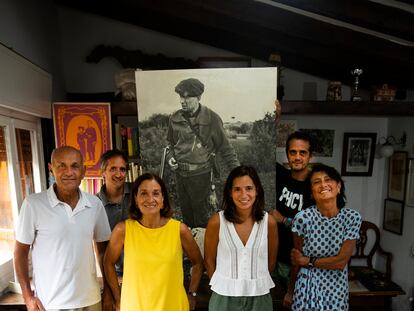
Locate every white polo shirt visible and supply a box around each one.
[16,185,111,309]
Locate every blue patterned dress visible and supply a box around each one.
[291,206,361,311]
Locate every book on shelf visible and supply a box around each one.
[80,178,103,195]
[127,127,133,156]
[120,125,128,152]
[114,123,122,150]
[132,127,139,156]
[126,162,142,183]
[114,123,140,158]
[79,167,142,193]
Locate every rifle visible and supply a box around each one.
[159,146,169,179]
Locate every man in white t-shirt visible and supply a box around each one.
[14,146,112,311]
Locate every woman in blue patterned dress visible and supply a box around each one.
[286,164,361,311]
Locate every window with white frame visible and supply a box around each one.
[0,114,45,292]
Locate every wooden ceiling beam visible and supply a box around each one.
[54,0,414,87]
[271,0,414,42]
[126,0,414,85]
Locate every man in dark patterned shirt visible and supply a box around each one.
[97,149,131,276]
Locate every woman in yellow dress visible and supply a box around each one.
[104,173,203,311]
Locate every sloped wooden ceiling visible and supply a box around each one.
[56,0,414,89]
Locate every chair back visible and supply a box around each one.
[349,220,392,280]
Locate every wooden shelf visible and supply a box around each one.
[282,101,414,116]
[111,101,137,116]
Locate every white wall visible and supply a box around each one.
[0,0,65,100]
[0,44,52,118]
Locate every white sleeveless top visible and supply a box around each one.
[209,211,275,296]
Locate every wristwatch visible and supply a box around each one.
[308,256,317,267]
[188,291,197,297]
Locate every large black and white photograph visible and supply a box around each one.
[135,68,277,228]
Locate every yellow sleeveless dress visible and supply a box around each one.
[120,218,189,311]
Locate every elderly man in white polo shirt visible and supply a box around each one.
[14,146,112,311]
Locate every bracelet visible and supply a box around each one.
[188,291,197,297]
[308,256,317,267]
[284,217,293,228]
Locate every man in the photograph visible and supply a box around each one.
[14,146,112,311]
[349,140,368,166]
[97,149,131,276]
[77,125,87,157]
[271,129,314,306]
[86,120,97,161]
[166,78,239,228]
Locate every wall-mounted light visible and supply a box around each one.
[378,132,407,158]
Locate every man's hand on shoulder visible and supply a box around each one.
[270,209,285,223]
[275,100,282,123]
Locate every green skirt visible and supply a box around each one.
[208,292,273,311]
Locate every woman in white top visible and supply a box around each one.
[204,165,278,311]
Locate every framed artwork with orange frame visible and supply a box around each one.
[53,102,112,178]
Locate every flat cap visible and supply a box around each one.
[175,78,204,97]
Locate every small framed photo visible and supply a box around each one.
[383,198,404,235]
[405,158,414,207]
[341,132,377,176]
[388,151,408,201]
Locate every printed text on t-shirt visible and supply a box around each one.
[279,187,304,211]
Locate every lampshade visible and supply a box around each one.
[379,144,394,158]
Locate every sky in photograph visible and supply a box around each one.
[135,67,277,123]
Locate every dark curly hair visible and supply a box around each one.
[285,131,314,156]
[309,163,347,208]
[222,166,265,223]
[129,173,173,220]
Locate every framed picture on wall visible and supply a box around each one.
[383,198,404,235]
[53,102,112,178]
[388,151,408,201]
[406,158,414,207]
[341,132,377,176]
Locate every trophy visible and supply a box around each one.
[350,68,363,101]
